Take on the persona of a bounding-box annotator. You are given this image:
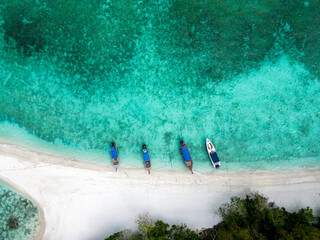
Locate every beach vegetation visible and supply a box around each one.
[135,212,154,238]
[104,229,136,240]
[105,193,320,240]
[105,215,200,240]
[201,192,320,240]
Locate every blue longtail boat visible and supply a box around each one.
[110,142,119,171]
[180,140,193,174]
[142,144,151,174]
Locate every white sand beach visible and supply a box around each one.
[0,142,319,240]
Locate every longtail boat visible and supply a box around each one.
[142,144,151,174]
[180,140,193,174]
[110,142,119,172]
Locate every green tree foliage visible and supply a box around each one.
[104,229,139,240]
[135,212,154,238]
[105,215,200,240]
[201,192,320,240]
[146,221,201,240]
[106,193,320,240]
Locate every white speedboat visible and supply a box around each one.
[206,138,221,168]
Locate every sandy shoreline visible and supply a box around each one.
[0,142,319,239]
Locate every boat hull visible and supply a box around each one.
[111,143,119,172]
[184,160,193,172]
[144,161,151,169]
[206,138,221,168]
[113,160,119,171]
[144,159,151,174]
[142,144,151,174]
[180,141,193,174]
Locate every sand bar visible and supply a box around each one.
[0,143,319,239]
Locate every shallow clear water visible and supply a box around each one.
[0,0,319,171]
[0,181,41,239]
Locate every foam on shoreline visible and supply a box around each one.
[0,142,319,239]
[1,121,320,173]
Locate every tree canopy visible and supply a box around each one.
[105,217,200,240]
[201,193,320,240]
[105,193,320,240]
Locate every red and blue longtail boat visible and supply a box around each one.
[142,144,151,174]
[110,142,119,172]
[180,140,193,174]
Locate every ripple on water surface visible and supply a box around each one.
[0,0,319,171]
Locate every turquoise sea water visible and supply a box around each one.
[0,0,319,171]
[0,181,41,239]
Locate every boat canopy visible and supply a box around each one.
[111,147,118,159]
[182,146,191,161]
[143,152,150,162]
[210,152,220,163]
